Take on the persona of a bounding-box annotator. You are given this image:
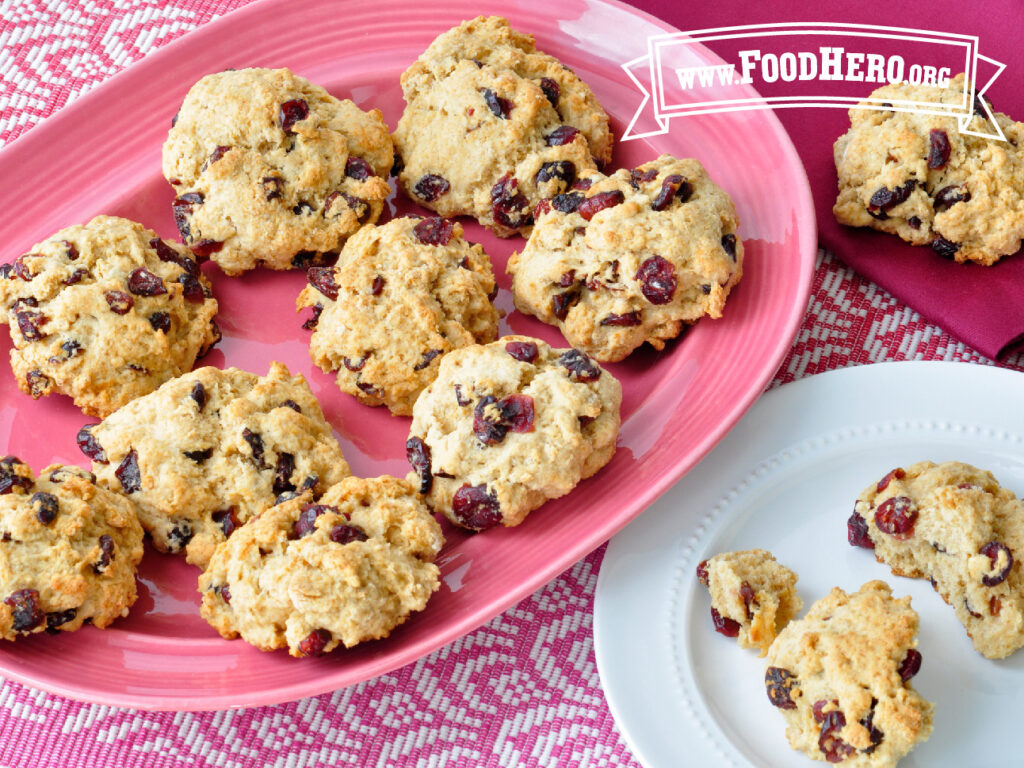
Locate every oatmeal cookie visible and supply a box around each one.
[198,475,443,657]
[849,460,1024,659]
[0,456,144,640]
[696,548,801,656]
[393,16,612,237]
[765,581,933,768]
[81,362,350,569]
[162,67,393,274]
[406,336,621,531]
[296,215,500,415]
[0,216,220,417]
[508,155,743,361]
[834,73,1024,265]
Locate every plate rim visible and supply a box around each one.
[0,0,816,710]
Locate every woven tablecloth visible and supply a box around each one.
[1,2,1021,766]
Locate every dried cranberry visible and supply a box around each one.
[414,174,450,202]
[127,268,167,296]
[166,523,194,552]
[345,156,375,180]
[355,380,381,397]
[11,255,34,281]
[48,467,94,484]
[481,88,513,119]
[202,145,231,170]
[414,349,442,371]
[578,190,625,221]
[172,192,203,241]
[931,237,960,259]
[273,453,296,496]
[279,99,309,133]
[562,269,579,287]
[242,429,266,468]
[651,174,692,211]
[115,450,141,494]
[298,628,331,657]
[473,396,508,445]
[263,176,283,201]
[721,234,738,261]
[551,192,584,213]
[696,560,710,586]
[898,648,922,681]
[149,312,171,333]
[600,312,641,327]
[190,382,207,410]
[636,255,677,305]
[293,201,314,216]
[454,384,471,406]
[218,585,231,603]
[535,161,576,188]
[293,503,334,538]
[559,349,601,382]
[212,508,240,537]
[303,303,323,330]
[552,287,581,320]
[545,125,580,146]
[371,275,385,296]
[874,496,917,538]
[15,309,48,341]
[764,667,798,709]
[980,541,1014,586]
[0,263,11,280]
[5,589,43,632]
[539,77,560,108]
[105,291,134,315]
[30,492,58,525]
[451,484,502,530]
[711,606,740,637]
[306,266,339,301]
[406,437,433,493]
[934,184,971,211]
[876,467,905,492]
[76,425,107,464]
[818,709,854,763]
[330,524,368,545]
[847,510,875,549]
[190,239,223,258]
[505,341,538,363]
[46,609,77,633]
[491,174,532,229]
[64,267,91,285]
[183,448,212,463]
[413,217,454,246]
[342,354,367,372]
[928,129,951,169]
[860,703,884,754]
[178,273,206,303]
[629,168,658,188]
[908,216,922,229]
[738,581,757,619]
[502,395,534,433]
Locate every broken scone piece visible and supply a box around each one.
[696,548,801,655]
[849,460,1024,659]
[765,581,933,768]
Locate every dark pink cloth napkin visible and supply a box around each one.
[625,0,1024,359]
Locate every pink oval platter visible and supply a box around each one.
[0,0,816,709]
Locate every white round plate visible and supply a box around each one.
[595,361,1024,768]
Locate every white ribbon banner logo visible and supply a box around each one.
[621,23,1007,142]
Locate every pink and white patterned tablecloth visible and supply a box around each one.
[1,2,1021,766]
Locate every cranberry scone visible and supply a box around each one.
[849,460,1024,659]
[199,475,443,657]
[507,155,743,362]
[393,16,613,237]
[0,216,220,417]
[765,581,933,767]
[834,73,1024,265]
[696,548,802,656]
[406,336,621,531]
[79,363,351,569]
[0,457,144,640]
[163,67,393,274]
[296,216,500,415]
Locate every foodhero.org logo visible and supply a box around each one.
[622,23,1007,141]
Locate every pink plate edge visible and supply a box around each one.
[0,0,817,710]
